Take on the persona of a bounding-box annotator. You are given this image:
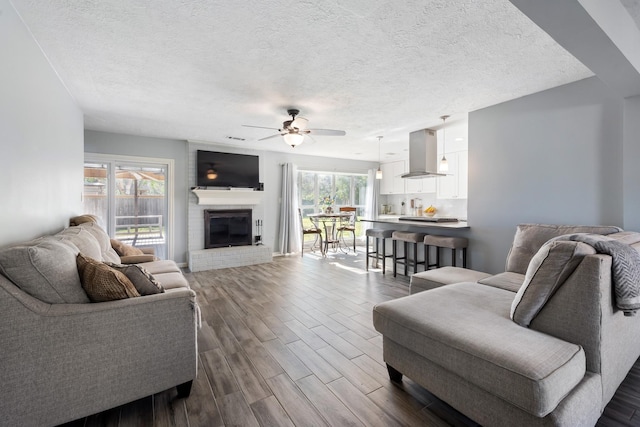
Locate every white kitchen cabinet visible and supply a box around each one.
[437,150,468,199]
[380,161,405,194]
[405,173,436,194]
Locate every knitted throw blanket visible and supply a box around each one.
[556,234,640,316]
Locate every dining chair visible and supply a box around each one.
[337,207,357,253]
[298,208,324,257]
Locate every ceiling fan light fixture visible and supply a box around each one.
[283,133,304,147]
[291,116,308,130]
[206,168,218,180]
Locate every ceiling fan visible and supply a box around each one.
[243,109,346,147]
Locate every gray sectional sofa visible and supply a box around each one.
[0,220,198,426]
[373,224,640,426]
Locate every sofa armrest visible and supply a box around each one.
[0,281,198,426]
[119,254,157,264]
[530,253,640,407]
[140,247,155,256]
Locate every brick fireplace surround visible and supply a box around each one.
[187,143,272,272]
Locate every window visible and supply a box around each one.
[298,171,368,237]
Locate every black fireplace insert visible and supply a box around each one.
[204,209,252,248]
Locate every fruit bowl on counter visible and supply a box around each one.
[424,205,437,217]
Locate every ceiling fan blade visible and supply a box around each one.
[258,133,283,141]
[308,129,346,136]
[243,125,280,130]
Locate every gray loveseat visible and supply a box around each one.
[373,224,640,426]
[0,220,198,426]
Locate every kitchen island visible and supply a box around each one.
[363,216,470,230]
[362,216,471,271]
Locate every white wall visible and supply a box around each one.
[468,77,624,273]
[84,130,189,263]
[0,0,83,247]
[188,142,378,254]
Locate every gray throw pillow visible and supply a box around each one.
[505,223,621,274]
[511,240,596,327]
[106,262,165,295]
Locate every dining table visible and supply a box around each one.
[307,212,354,253]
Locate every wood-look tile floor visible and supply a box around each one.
[60,249,640,427]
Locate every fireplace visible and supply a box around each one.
[204,209,252,249]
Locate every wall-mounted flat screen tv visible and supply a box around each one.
[197,150,260,189]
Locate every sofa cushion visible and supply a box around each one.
[505,224,621,274]
[141,260,182,275]
[55,226,103,261]
[154,271,190,290]
[478,272,524,293]
[0,237,89,304]
[373,283,586,417]
[511,241,596,327]
[410,267,491,294]
[78,222,121,263]
[77,254,140,302]
[106,262,165,295]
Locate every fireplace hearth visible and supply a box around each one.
[204,209,252,249]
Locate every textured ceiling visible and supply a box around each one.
[10,0,604,161]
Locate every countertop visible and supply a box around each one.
[362,216,470,229]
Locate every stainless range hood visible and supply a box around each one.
[401,129,446,178]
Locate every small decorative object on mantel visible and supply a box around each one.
[325,206,333,214]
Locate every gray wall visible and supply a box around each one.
[0,0,83,247]
[623,95,640,231]
[84,130,189,264]
[468,77,624,273]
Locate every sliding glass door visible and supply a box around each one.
[83,155,173,260]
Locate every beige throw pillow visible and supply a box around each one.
[511,240,595,327]
[77,253,140,302]
[69,214,99,226]
[110,239,144,257]
[106,262,164,295]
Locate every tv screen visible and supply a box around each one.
[197,150,260,189]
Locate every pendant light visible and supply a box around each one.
[376,136,383,179]
[439,115,450,172]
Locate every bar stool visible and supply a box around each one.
[366,228,395,274]
[392,231,426,277]
[423,235,469,269]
